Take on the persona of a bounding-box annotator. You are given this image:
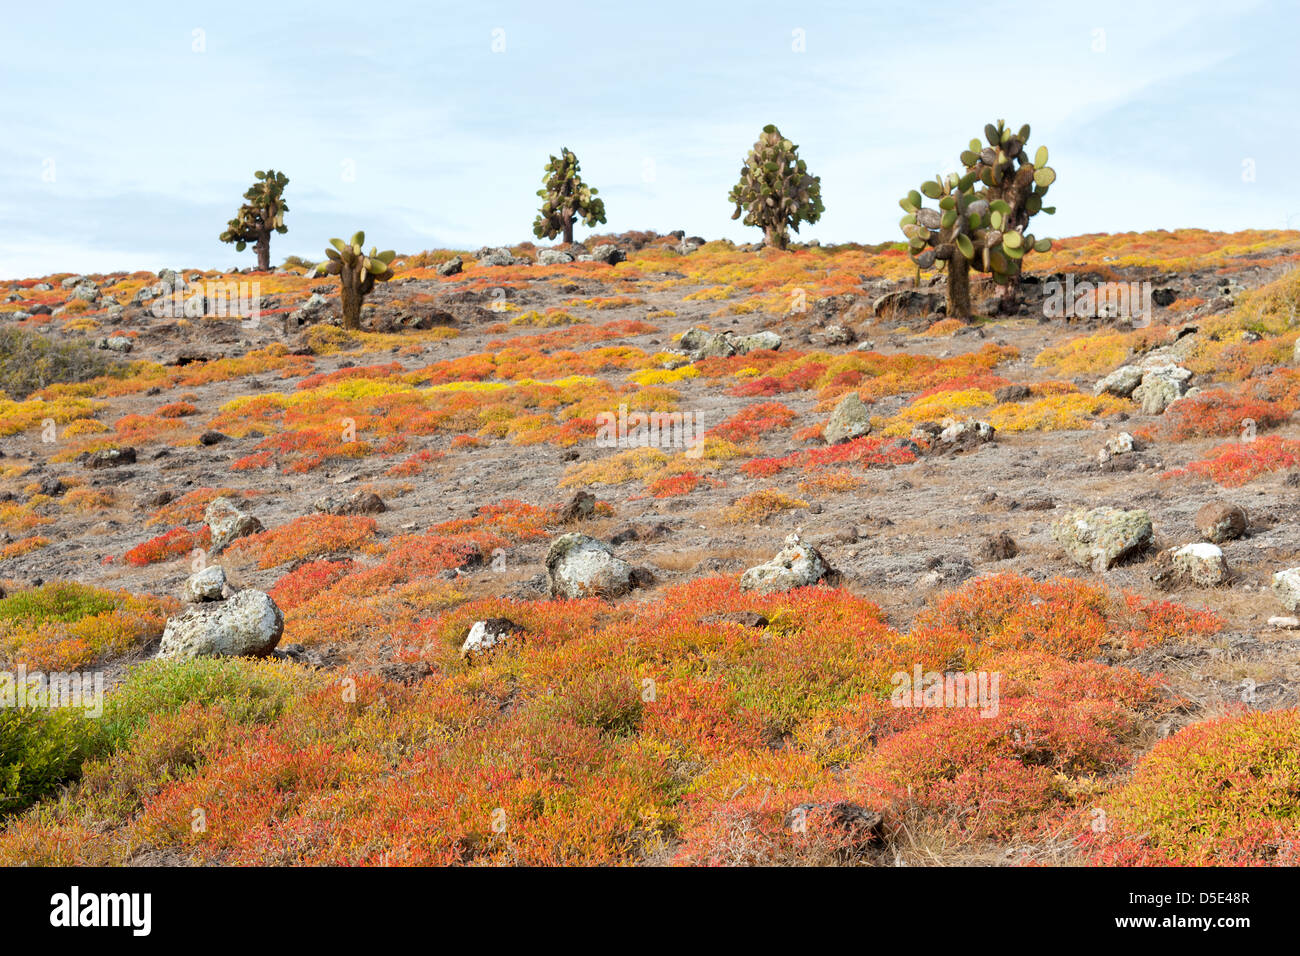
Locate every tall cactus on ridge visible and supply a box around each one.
[899,120,1057,319]
[533,148,606,246]
[729,124,824,250]
[219,169,289,272]
[316,232,395,331]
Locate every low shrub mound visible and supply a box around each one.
[0,582,174,670]
[0,327,122,399]
[1080,709,1300,865]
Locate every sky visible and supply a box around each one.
[2,0,1297,278]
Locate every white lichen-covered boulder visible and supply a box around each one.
[1051,507,1154,571]
[1099,432,1135,463]
[546,533,635,599]
[204,496,263,553]
[158,589,284,659]
[1131,364,1192,414]
[1272,567,1300,612]
[1171,542,1229,587]
[740,533,836,594]
[185,564,227,603]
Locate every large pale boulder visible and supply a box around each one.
[824,393,872,445]
[158,589,284,659]
[740,533,836,594]
[1131,364,1192,414]
[546,533,635,599]
[1051,507,1154,571]
[1093,365,1144,398]
[730,331,782,354]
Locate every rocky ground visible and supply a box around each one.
[2,229,1299,865]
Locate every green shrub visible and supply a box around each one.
[0,705,99,816]
[0,582,119,626]
[0,328,121,400]
[100,657,320,747]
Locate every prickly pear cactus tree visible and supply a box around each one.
[899,120,1057,319]
[729,125,824,250]
[316,232,396,331]
[219,169,289,272]
[533,148,606,246]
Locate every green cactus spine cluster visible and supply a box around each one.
[219,169,289,272]
[533,148,606,245]
[728,124,824,250]
[316,232,396,331]
[899,120,1056,319]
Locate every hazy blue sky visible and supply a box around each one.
[2,0,1296,277]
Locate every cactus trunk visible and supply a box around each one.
[947,256,971,320]
[255,233,270,272]
[764,225,787,250]
[341,275,361,331]
[563,218,574,245]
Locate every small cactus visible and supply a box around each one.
[899,120,1056,320]
[533,148,606,245]
[219,170,289,272]
[316,232,395,331]
[728,124,823,250]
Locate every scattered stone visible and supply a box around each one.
[1169,542,1229,587]
[475,247,521,267]
[460,617,526,659]
[1267,616,1300,630]
[289,293,330,325]
[199,431,228,446]
[589,244,626,265]
[937,419,995,449]
[157,589,284,659]
[730,330,782,353]
[97,335,133,353]
[1195,502,1247,543]
[314,490,386,516]
[205,496,263,553]
[872,289,944,318]
[85,447,136,469]
[538,249,574,265]
[185,565,227,603]
[1131,364,1193,414]
[546,533,636,599]
[823,392,872,445]
[994,384,1031,403]
[1051,507,1154,571]
[557,490,596,523]
[982,531,1018,561]
[918,555,975,588]
[822,324,855,346]
[437,256,463,277]
[1093,365,1144,398]
[678,327,781,360]
[740,533,837,594]
[1099,431,1136,463]
[1272,567,1300,612]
